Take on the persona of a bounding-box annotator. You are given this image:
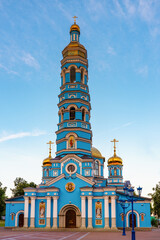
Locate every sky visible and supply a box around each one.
[0,0,160,198]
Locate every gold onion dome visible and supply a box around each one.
[42,140,54,167]
[43,157,52,167]
[70,23,80,33]
[91,147,105,159]
[108,139,123,166]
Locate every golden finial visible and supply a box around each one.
[111,139,119,156]
[47,140,54,158]
[73,16,78,24]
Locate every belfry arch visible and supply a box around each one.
[59,204,81,228]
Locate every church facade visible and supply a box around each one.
[5,20,151,230]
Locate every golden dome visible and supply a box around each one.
[108,139,123,165]
[43,157,52,167]
[70,23,80,33]
[91,147,105,159]
[108,155,123,166]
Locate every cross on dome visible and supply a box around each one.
[47,140,54,158]
[73,16,78,24]
[111,139,119,156]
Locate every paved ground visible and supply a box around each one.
[0,228,160,240]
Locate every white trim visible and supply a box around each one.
[126,210,140,227]
[15,210,24,227]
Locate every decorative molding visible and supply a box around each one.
[126,210,140,227]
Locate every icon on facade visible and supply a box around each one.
[65,182,75,192]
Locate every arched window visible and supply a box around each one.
[62,69,65,85]
[82,109,85,121]
[114,167,117,176]
[141,214,144,221]
[95,161,99,176]
[81,69,84,83]
[46,169,49,177]
[110,168,112,176]
[61,110,64,122]
[70,67,76,83]
[121,213,124,221]
[70,107,75,120]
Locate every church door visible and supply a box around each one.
[18,213,24,227]
[129,213,136,228]
[66,210,76,228]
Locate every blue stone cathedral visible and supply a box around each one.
[5,19,151,229]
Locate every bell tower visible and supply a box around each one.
[56,18,92,157]
[107,139,123,186]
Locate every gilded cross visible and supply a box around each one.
[111,139,119,156]
[73,16,78,24]
[47,140,54,158]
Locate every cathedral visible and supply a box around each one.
[5,19,151,230]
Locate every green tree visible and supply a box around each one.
[0,182,7,219]
[149,182,160,218]
[11,177,37,197]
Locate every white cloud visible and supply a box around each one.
[0,130,46,143]
[112,121,134,131]
[21,53,40,69]
[107,46,116,55]
[0,63,18,75]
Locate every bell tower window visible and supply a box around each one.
[82,109,85,121]
[70,107,75,120]
[61,109,64,122]
[70,67,76,83]
[81,69,84,83]
[114,167,117,176]
[95,161,99,176]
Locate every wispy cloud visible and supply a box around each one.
[0,63,18,75]
[107,46,116,55]
[137,65,148,77]
[112,121,134,131]
[0,130,46,143]
[21,53,40,69]
[84,0,107,21]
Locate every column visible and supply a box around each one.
[46,196,51,228]
[30,197,36,228]
[52,196,58,229]
[111,196,117,229]
[24,197,29,228]
[104,196,109,229]
[81,196,86,228]
[87,196,93,228]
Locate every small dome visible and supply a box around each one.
[108,155,123,166]
[70,23,80,33]
[91,147,104,159]
[43,157,52,167]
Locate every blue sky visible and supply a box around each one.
[0,0,160,197]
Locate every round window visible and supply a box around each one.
[67,164,75,172]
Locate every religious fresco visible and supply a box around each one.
[95,201,102,219]
[68,136,75,149]
[39,201,45,219]
[65,182,75,192]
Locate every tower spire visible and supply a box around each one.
[111,139,119,157]
[47,140,54,158]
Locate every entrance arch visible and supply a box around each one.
[18,213,24,227]
[66,209,76,228]
[129,213,136,228]
[59,204,81,228]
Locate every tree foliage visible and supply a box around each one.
[0,182,7,219]
[11,177,37,197]
[149,182,160,218]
